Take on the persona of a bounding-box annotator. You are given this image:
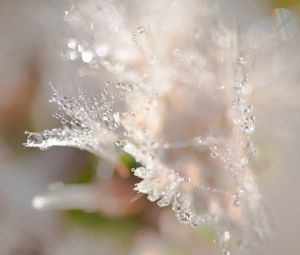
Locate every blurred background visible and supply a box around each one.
[0,0,300,254]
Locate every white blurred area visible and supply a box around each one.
[0,0,300,255]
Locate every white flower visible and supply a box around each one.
[24,0,287,253]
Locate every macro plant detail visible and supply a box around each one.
[22,0,299,254]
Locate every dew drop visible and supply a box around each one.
[132,167,147,178]
[67,38,77,49]
[157,196,170,207]
[113,112,120,124]
[39,145,49,151]
[32,195,48,210]
[96,45,109,57]
[115,140,122,147]
[173,48,182,58]
[194,136,203,145]
[27,133,43,145]
[221,248,230,255]
[137,26,145,34]
[241,116,255,134]
[177,210,193,224]
[237,57,246,65]
[172,202,182,213]
[221,231,231,242]
[77,43,86,52]
[68,51,78,60]
[81,50,94,63]
[124,143,137,154]
[210,151,218,158]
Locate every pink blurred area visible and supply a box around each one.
[0,0,299,255]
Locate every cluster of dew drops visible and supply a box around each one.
[24,15,262,254]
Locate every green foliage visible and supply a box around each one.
[272,0,300,8]
[120,152,141,170]
[66,209,142,234]
[75,155,98,184]
[197,226,216,243]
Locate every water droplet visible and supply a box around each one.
[241,158,248,166]
[39,145,49,151]
[68,51,78,60]
[243,105,253,115]
[32,195,48,210]
[241,116,255,134]
[157,196,170,207]
[67,38,77,49]
[132,167,147,178]
[210,152,218,158]
[96,45,109,57]
[194,136,203,145]
[137,26,145,34]
[81,50,94,63]
[221,231,231,242]
[115,140,122,147]
[147,192,160,202]
[172,202,182,213]
[221,248,230,255]
[173,48,182,58]
[233,189,245,207]
[177,209,193,224]
[27,133,43,145]
[191,221,199,228]
[237,57,246,65]
[77,43,86,52]
[113,112,120,124]
[124,143,137,155]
